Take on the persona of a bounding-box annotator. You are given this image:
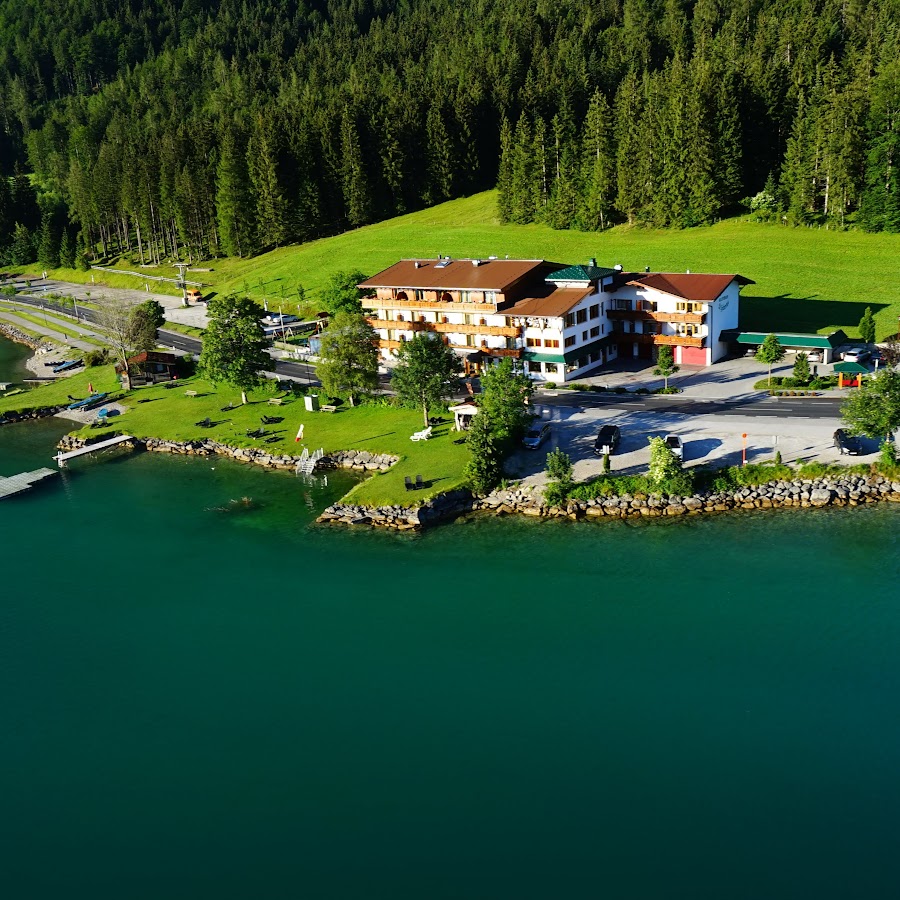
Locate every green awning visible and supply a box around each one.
[833,362,868,374]
[523,350,566,363]
[734,330,847,349]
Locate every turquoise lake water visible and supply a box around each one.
[2,339,900,898]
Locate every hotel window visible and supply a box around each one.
[414,290,424,302]
[545,339,560,348]
[614,299,631,311]
[564,335,576,348]
[526,337,541,348]
[589,304,599,319]
[484,291,496,303]
[676,302,703,313]
[480,318,487,326]
[578,357,588,369]
[576,309,587,324]
[590,326,600,338]
[544,363,559,374]
[582,331,588,341]
[678,324,698,336]
[564,313,576,328]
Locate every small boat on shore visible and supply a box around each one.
[52,359,82,374]
[67,392,107,411]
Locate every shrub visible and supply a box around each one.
[653,386,681,394]
[83,349,110,367]
[570,383,591,391]
[543,382,556,390]
[635,387,650,394]
[880,440,897,467]
[613,386,628,394]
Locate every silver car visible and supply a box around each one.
[664,434,684,460]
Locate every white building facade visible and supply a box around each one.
[359,259,751,381]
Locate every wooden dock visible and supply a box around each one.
[0,467,58,500]
[54,434,134,467]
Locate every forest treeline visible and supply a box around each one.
[0,0,899,269]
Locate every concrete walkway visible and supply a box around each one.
[0,310,97,352]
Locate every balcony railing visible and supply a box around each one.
[607,309,705,325]
[366,297,500,314]
[376,339,522,358]
[613,332,706,348]
[367,318,519,338]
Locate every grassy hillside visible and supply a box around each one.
[30,190,900,339]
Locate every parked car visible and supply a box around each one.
[593,424,621,456]
[664,434,684,460]
[522,422,551,450]
[807,351,823,363]
[843,347,871,363]
[833,428,864,455]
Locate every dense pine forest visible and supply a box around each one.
[0,0,899,269]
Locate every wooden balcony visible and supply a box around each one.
[607,309,705,325]
[614,332,706,348]
[365,297,499,314]
[654,334,705,347]
[376,339,522,358]
[367,318,519,338]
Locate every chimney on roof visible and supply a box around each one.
[686,269,691,274]
[472,259,482,266]
[414,261,421,268]
[645,266,650,273]
[614,264,623,272]
[589,257,597,268]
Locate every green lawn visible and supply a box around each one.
[5,372,468,504]
[0,366,121,411]
[25,190,900,340]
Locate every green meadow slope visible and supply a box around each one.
[31,190,900,340]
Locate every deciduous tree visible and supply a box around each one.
[391,334,463,426]
[317,311,380,406]
[199,295,270,404]
[756,333,786,386]
[841,368,900,444]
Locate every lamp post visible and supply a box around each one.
[741,432,748,466]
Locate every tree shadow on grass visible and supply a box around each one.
[741,296,890,334]
[347,432,397,445]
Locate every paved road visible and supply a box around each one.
[536,389,845,420]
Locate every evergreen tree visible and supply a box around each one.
[248,117,288,248]
[424,103,455,206]
[10,223,35,264]
[0,177,12,249]
[793,351,811,383]
[464,408,505,495]
[37,211,60,268]
[859,61,900,232]
[615,72,645,224]
[340,105,372,227]
[578,90,615,231]
[508,113,534,224]
[217,128,255,257]
[58,228,75,268]
[531,117,551,223]
[859,306,877,344]
[497,116,514,223]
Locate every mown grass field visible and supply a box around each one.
[1,369,469,506]
[26,190,900,340]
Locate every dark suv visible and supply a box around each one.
[833,429,863,455]
[594,425,621,456]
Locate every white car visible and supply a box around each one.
[664,434,684,460]
[523,422,551,450]
[843,348,871,363]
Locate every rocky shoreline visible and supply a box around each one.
[317,472,900,530]
[0,322,53,352]
[46,433,900,532]
[55,433,399,474]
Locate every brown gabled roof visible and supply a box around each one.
[503,285,594,319]
[358,258,547,292]
[126,351,178,365]
[625,273,754,302]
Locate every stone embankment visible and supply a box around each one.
[0,404,66,424]
[0,322,53,351]
[317,473,900,530]
[55,434,399,473]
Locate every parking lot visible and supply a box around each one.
[505,402,883,489]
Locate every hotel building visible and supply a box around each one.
[359,258,752,381]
